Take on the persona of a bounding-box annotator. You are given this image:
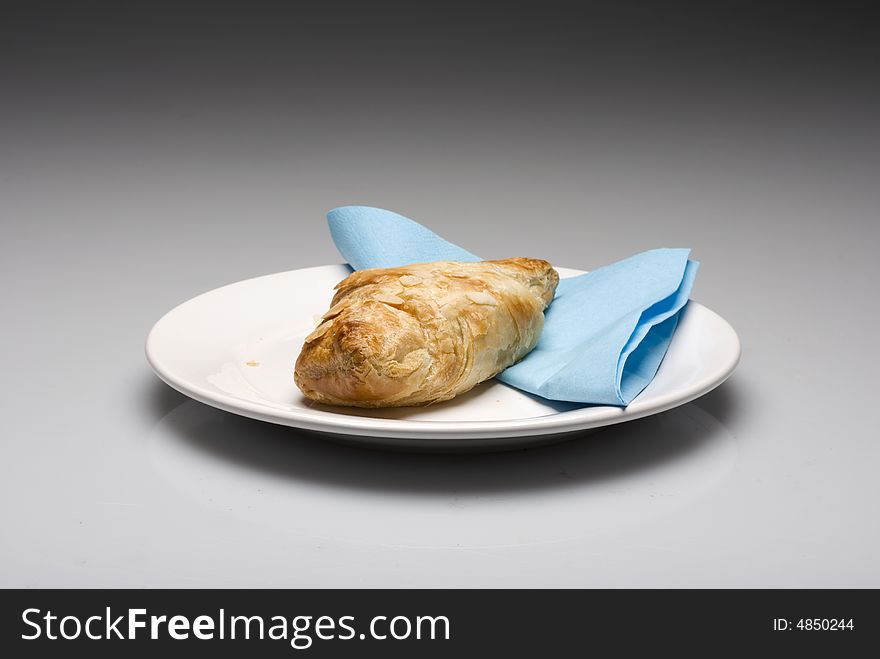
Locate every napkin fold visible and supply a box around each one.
[327,206,698,406]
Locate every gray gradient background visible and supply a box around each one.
[2,2,878,586]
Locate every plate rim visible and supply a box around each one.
[145,264,741,440]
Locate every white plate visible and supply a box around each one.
[146,265,740,450]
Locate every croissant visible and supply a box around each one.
[294,258,559,407]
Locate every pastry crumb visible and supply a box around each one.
[245,360,260,367]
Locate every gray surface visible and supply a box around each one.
[2,5,878,587]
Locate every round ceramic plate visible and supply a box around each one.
[146,265,740,450]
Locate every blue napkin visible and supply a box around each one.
[327,206,698,406]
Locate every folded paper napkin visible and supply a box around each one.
[327,206,699,406]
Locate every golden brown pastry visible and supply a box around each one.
[294,258,558,407]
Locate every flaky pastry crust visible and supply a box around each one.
[294,258,559,407]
